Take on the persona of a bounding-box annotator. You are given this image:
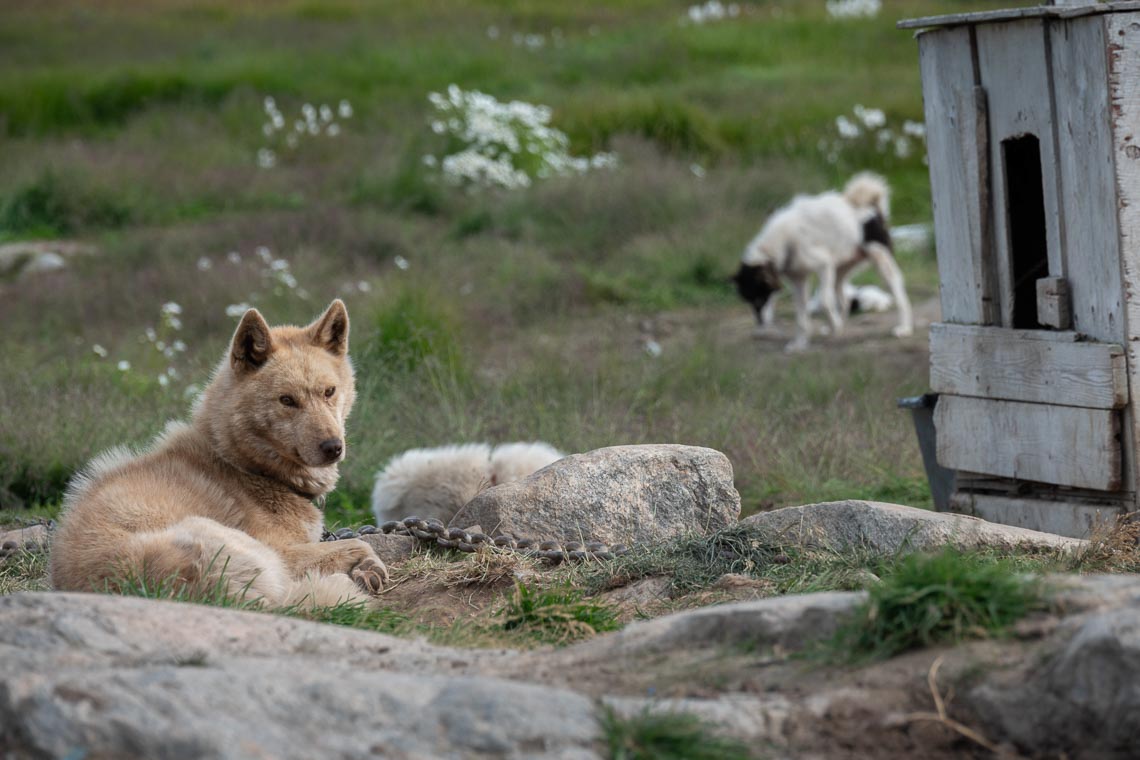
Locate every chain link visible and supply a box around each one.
[322,516,629,564]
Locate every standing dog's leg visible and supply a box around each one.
[865,242,913,337]
[816,261,844,335]
[786,277,812,352]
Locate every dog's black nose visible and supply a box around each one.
[319,438,344,461]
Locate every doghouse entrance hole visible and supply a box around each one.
[1002,134,1049,329]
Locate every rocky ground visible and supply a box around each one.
[2,445,1138,759]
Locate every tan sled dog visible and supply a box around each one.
[51,300,388,607]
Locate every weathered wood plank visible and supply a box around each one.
[948,492,1124,539]
[929,324,1127,408]
[977,20,1064,326]
[919,28,997,325]
[1107,12,1140,499]
[934,395,1122,491]
[1035,276,1071,330]
[900,3,1140,31]
[1049,16,1124,342]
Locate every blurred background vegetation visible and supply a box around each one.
[0,0,1014,526]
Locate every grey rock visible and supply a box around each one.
[0,524,49,550]
[360,533,418,564]
[742,500,1083,554]
[450,444,741,544]
[0,593,599,759]
[967,605,1140,759]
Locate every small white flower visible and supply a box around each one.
[294,119,306,133]
[486,25,500,39]
[117,360,131,371]
[279,272,298,289]
[168,316,182,331]
[256,246,273,263]
[357,280,371,293]
[197,257,212,271]
[184,383,201,399]
[257,148,276,169]
[162,302,182,316]
[319,104,333,123]
[145,327,157,342]
[173,340,187,352]
[155,341,167,351]
[903,120,926,139]
[227,251,242,265]
[163,347,175,358]
[272,113,284,130]
[422,154,438,167]
[166,366,179,379]
[302,103,316,120]
[262,123,274,137]
[263,96,276,111]
[836,115,861,139]
[690,163,706,179]
[270,258,290,271]
[158,374,170,388]
[226,303,252,318]
[92,344,108,358]
[645,339,663,357]
[394,255,410,271]
[338,100,353,118]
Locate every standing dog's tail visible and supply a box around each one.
[843,172,890,220]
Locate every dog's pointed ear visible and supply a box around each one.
[231,309,274,373]
[308,299,349,356]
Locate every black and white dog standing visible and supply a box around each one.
[732,172,913,352]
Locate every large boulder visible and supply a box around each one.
[741,500,1083,554]
[0,593,597,760]
[449,444,741,544]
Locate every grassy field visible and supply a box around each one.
[0,0,1019,526]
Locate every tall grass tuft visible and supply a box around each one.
[828,548,1045,663]
[498,581,621,644]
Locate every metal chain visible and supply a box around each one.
[322,515,630,564]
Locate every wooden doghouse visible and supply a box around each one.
[901,2,1140,537]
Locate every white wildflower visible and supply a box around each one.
[166,367,179,379]
[422,154,438,167]
[394,255,410,271]
[197,256,212,271]
[338,100,353,119]
[826,0,881,19]
[903,120,926,139]
[257,148,277,169]
[227,251,242,265]
[256,246,273,263]
[270,258,289,271]
[486,25,500,39]
[145,327,157,342]
[161,302,182,316]
[226,303,252,318]
[117,360,130,371]
[854,104,886,129]
[836,115,861,139]
[173,340,187,352]
[92,344,108,358]
[690,163,706,179]
[319,104,333,123]
[357,280,372,293]
[164,346,176,358]
[184,383,201,400]
[894,136,912,158]
[326,123,341,137]
[262,123,274,138]
[155,341,166,352]
[645,339,663,357]
[158,374,170,388]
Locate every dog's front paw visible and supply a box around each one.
[350,556,389,595]
[892,324,914,338]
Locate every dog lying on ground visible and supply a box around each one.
[51,300,388,608]
[732,172,913,351]
[372,441,564,525]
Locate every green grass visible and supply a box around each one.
[600,705,754,760]
[498,580,622,644]
[825,548,1046,663]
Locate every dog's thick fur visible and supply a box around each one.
[50,300,388,608]
[732,172,913,351]
[372,441,564,525]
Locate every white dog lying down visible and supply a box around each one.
[371,442,564,525]
[731,172,913,351]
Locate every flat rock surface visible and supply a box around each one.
[6,573,1140,758]
[450,444,741,544]
[742,500,1084,554]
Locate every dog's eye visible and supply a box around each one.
[279,395,297,407]
[324,386,335,398]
